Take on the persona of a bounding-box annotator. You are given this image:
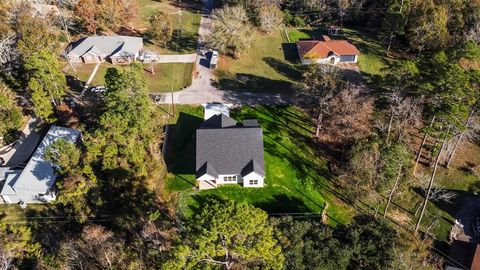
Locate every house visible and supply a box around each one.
[296,36,359,65]
[0,126,81,205]
[195,105,265,190]
[445,240,480,270]
[328,25,340,35]
[64,36,143,65]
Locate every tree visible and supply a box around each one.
[86,63,154,175]
[381,0,410,53]
[0,222,40,267]
[342,215,397,269]
[148,11,173,47]
[0,83,22,146]
[258,6,283,33]
[74,0,98,34]
[298,64,344,137]
[164,198,284,269]
[16,13,58,59]
[25,49,67,105]
[406,0,449,55]
[28,79,55,122]
[59,225,134,269]
[209,5,253,58]
[272,216,350,270]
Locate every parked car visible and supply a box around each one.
[91,86,106,93]
[210,50,219,69]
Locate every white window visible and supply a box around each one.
[249,179,258,185]
[223,176,237,182]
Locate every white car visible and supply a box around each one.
[210,50,219,69]
[91,86,106,93]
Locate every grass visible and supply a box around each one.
[215,30,302,93]
[137,0,201,54]
[66,62,194,93]
[165,105,354,225]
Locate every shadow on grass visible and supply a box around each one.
[165,112,204,174]
[263,57,302,81]
[168,29,199,53]
[214,70,295,93]
[412,187,476,218]
[281,43,300,63]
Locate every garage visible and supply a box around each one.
[340,55,356,62]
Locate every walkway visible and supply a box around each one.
[0,118,41,167]
[80,62,100,95]
[152,0,296,105]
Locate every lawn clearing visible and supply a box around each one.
[65,62,193,93]
[165,105,354,225]
[137,0,201,54]
[215,30,302,93]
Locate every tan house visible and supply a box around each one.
[64,36,143,65]
[296,36,359,65]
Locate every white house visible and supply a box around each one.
[195,106,265,190]
[0,126,81,205]
[296,36,359,65]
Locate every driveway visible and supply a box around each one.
[156,54,197,63]
[0,118,41,167]
[152,0,296,105]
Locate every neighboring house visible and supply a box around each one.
[64,36,143,65]
[0,126,81,205]
[296,36,359,65]
[328,25,340,35]
[445,240,480,270]
[196,105,265,190]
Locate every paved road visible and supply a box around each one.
[0,118,41,167]
[153,0,296,105]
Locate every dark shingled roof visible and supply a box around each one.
[196,115,265,178]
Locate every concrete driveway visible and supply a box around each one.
[152,0,296,105]
[156,54,197,63]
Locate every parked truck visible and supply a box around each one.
[210,50,219,69]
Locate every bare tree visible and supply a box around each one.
[0,248,13,270]
[445,110,478,168]
[258,6,283,33]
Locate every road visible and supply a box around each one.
[154,0,296,105]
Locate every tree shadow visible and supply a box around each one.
[165,112,204,175]
[412,187,476,218]
[262,57,302,81]
[214,70,295,93]
[281,43,300,63]
[167,29,199,54]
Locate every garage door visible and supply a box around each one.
[340,55,356,62]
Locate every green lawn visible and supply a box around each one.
[137,0,201,54]
[215,30,302,93]
[165,105,354,225]
[66,62,193,93]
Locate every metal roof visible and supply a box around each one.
[66,36,143,58]
[0,126,81,203]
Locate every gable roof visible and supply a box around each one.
[296,40,359,59]
[0,126,81,203]
[196,115,265,178]
[66,36,143,58]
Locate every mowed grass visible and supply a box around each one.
[165,105,354,225]
[215,30,302,93]
[66,62,193,93]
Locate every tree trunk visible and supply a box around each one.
[446,109,475,168]
[413,115,435,175]
[386,110,394,145]
[386,34,395,54]
[414,131,448,234]
[384,165,402,218]
[315,111,323,137]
